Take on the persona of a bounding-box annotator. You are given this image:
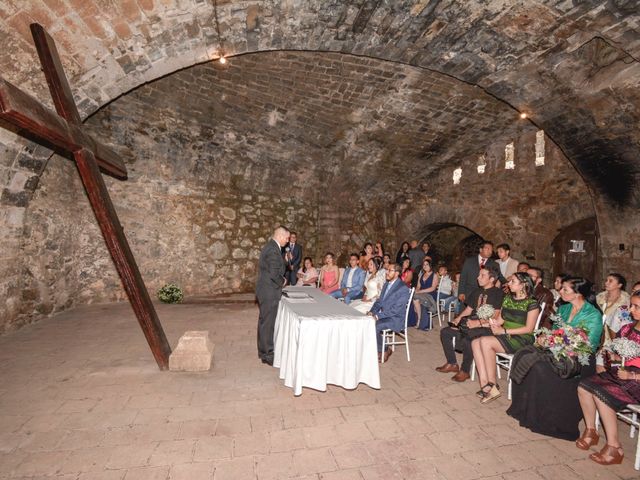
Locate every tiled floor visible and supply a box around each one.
[0,300,638,479]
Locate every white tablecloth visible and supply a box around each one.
[273,287,381,396]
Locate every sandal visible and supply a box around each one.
[589,444,623,465]
[481,384,501,404]
[576,428,599,450]
[476,382,497,399]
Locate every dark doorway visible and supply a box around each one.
[420,223,484,274]
[551,217,599,282]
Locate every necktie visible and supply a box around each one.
[480,258,486,268]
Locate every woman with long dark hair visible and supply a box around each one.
[472,272,540,403]
[396,241,410,265]
[576,289,640,465]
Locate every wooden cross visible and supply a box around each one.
[0,23,172,369]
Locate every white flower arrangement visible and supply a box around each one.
[604,337,640,367]
[476,304,495,320]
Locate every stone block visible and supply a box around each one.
[169,331,214,372]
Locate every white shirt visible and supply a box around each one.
[497,258,508,277]
[346,267,356,288]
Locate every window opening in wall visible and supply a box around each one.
[505,142,515,170]
[535,130,545,166]
[453,167,462,185]
[477,155,486,174]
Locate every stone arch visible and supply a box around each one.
[419,222,484,273]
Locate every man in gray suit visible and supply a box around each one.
[256,225,290,365]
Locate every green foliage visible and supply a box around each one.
[157,283,184,304]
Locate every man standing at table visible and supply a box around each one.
[368,263,411,362]
[256,225,290,366]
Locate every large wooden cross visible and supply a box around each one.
[0,23,172,369]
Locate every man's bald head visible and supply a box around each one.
[273,226,291,247]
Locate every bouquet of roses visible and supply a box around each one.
[535,323,592,366]
[603,337,640,368]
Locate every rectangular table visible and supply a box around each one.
[273,286,381,396]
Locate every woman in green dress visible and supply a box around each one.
[471,272,540,403]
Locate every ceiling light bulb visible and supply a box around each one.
[219,56,226,64]
[520,112,527,119]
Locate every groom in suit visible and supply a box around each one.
[458,241,504,303]
[368,263,411,362]
[256,225,290,365]
[283,231,303,286]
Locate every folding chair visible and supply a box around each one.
[381,288,415,363]
[595,404,640,470]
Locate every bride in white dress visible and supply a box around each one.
[351,257,384,314]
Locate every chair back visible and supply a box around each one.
[404,288,415,330]
[534,302,546,330]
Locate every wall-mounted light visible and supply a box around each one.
[519,112,528,119]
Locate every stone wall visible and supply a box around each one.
[394,130,596,282]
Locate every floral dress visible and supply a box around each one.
[579,323,640,411]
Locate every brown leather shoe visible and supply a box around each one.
[589,444,624,465]
[576,428,599,450]
[451,371,471,382]
[435,363,459,373]
[383,348,393,362]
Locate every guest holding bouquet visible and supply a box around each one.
[506,277,603,440]
[575,289,640,465]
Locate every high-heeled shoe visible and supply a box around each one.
[589,445,624,465]
[481,384,501,404]
[476,382,498,399]
[576,428,599,450]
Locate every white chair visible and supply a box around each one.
[435,276,455,327]
[381,288,415,363]
[595,404,640,470]
[470,302,545,400]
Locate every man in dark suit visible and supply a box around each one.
[458,241,505,303]
[256,225,290,365]
[283,231,303,286]
[368,263,411,362]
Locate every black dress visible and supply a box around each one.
[506,355,596,441]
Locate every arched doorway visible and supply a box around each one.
[419,223,485,274]
[552,217,599,282]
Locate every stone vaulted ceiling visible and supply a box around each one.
[1,0,639,205]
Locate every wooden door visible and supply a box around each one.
[552,217,599,281]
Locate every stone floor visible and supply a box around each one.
[0,301,639,480]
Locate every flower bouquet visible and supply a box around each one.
[603,337,640,368]
[535,323,592,366]
[476,304,495,321]
[157,283,184,304]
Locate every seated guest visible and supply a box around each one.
[527,267,555,328]
[576,289,640,465]
[400,258,413,287]
[368,263,411,362]
[375,241,385,258]
[517,261,531,273]
[296,257,318,286]
[379,254,391,280]
[436,267,504,381]
[471,272,540,403]
[351,257,384,313]
[360,242,374,270]
[507,277,602,440]
[413,259,439,329]
[496,243,519,280]
[438,265,457,313]
[331,253,366,304]
[552,273,570,309]
[596,273,630,340]
[396,241,410,265]
[318,252,340,295]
